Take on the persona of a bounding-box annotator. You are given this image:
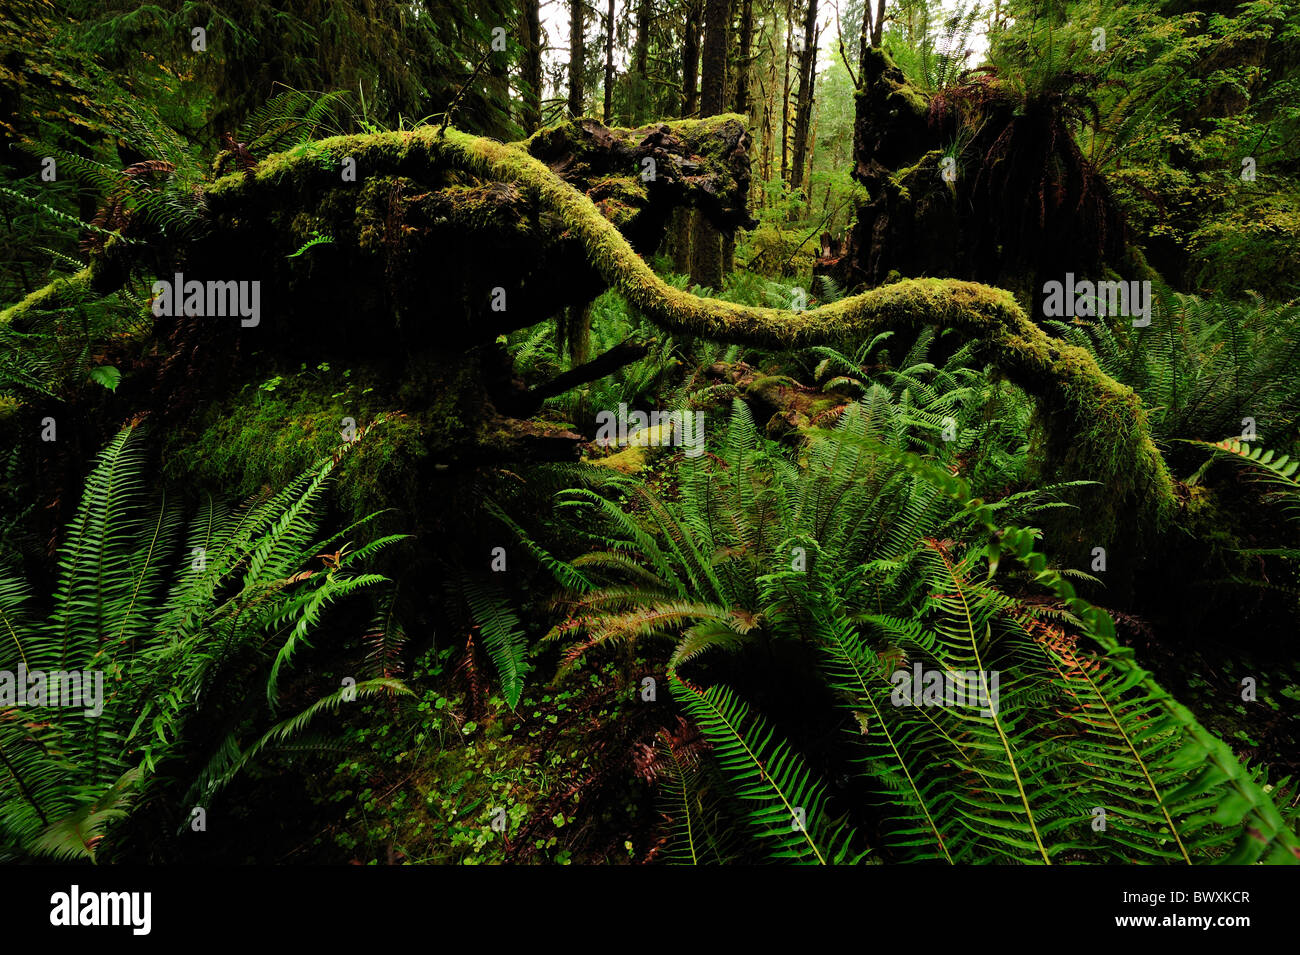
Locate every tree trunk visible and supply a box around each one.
[521,0,543,132]
[761,22,778,182]
[671,207,692,275]
[690,0,732,289]
[804,111,818,214]
[699,0,729,115]
[603,0,615,124]
[569,0,585,118]
[871,0,886,47]
[682,0,702,117]
[858,0,872,80]
[486,41,511,139]
[678,0,704,284]
[630,0,653,123]
[563,302,593,365]
[781,0,793,183]
[733,0,754,116]
[790,0,819,190]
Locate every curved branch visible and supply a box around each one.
[421,126,1175,526]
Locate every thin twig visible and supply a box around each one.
[439,47,497,137]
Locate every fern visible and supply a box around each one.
[0,425,405,860]
[825,431,1300,864]
[1055,290,1300,443]
[1185,438,1300,525]
[460,573,530,709]
[522,396,1299,863]
[286,231,335,259]
[668,675,860,864]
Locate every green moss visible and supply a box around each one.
[0,117,1174,541]
[432,122,1172,527]
[743,374,800,404]
[587,443,650,473]
[646,113,748,136]
[160,356,474,526]
[890,149,944,187]
[164,365,370,494]
[1,267,92,325]
[424,183,532,232]
[740,374,851,437]
[587,175,648,227]
[889,84,930,117]
[808,394,846,416]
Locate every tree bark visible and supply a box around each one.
[733,0,754,116]
[699,0,729,116]
[781,0,793,183]
[678,0,704,283]
[681,0,702,117]
[486,39,511,139]
[760,21,778,181]
[630,0,653,123]
[803,111,818,213]
[858,0,872,82]
[671,207,692,275]
[690,0,732,289]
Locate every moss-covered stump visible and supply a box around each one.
[521,115,755,248]
[820,46,1133,307]
[159,349,585,531]
[695,362,850,439]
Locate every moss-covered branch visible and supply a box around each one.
[0,267,92,326]
[419,126,1175,526]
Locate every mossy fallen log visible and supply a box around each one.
[2,120,1175,531]
[418,125,1175,529]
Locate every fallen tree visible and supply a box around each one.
[379,123,1172,529]
[3,118,1175,535]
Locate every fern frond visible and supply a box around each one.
[668,675,861,864]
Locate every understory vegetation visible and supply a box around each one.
[1,0,1298,865]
